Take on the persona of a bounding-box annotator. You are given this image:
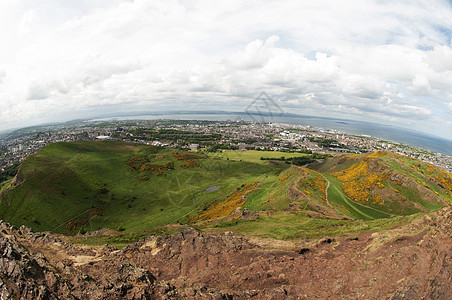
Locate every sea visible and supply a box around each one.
[91,112,452,157]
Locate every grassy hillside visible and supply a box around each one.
[310,151,452,218]
[0,142,450,240]
[0,141,285,234]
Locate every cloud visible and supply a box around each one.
[0,70,5,84]
[228,35,280,70]
[79,60,142,87]
[27,83,52,100]
[25,60,141,101]
[424,46,452,72]
[27,79,69,100]
[0,0,452,139]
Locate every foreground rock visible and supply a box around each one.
[1,207,452,299]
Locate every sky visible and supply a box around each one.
[0,0,452,140]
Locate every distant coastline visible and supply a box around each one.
[90,111,452,157]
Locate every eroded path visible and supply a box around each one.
[291,166,346,218]
[315,171,351,217]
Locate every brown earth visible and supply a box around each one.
[1,207,452,299]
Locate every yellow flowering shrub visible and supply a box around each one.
[332,159,390,206]
[190,182,259,222]
[299,168,326,201]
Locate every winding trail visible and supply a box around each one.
[296,165,396,219]
[323,173,397,218]
[322,177,333,209]
[315,171,350,217]
[291,166,345,217]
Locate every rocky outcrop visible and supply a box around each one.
[0,235,71,299]
[0,221,163,299]
[1,207,452,299]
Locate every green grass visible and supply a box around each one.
[201,211,418,240]
[0,180,11,193]
[208,150,309,162]
[0,141,286,234]
[325,175,393,219]
[66,211,419,247]
[297,170,326,204]
[312,152,451,219]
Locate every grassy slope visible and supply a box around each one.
[0,181,10,193]
[242,167,298,211]
[65,211,421,248]
[0,141,285,234]
[201,211,419,240]
[311,151,451,218]
[325,175,393,219]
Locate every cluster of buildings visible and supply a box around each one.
[0,124,116,171]
[272,124,452,173]
[1,119,452,174]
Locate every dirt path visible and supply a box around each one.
[321,173,397,219]
[323,178,332,209]
[316,172,352,218]
[290,166,345,218]
[301,166,386,219]
[0,177,20,196]
[0,179,13,194]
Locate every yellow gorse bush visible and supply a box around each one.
[190,182,259,223]
[333,159,390,206]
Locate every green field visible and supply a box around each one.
[1,142,450,244]
[208,149,309,162]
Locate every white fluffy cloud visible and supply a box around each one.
[0,70,5,84]
[0,0,452,139]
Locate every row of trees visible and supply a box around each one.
[205,144,239,152]
[256,148,314,154]
[260,153,331,166]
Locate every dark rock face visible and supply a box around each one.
[1,208,452,299]
[0,235,68,299]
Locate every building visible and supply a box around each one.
[96,135,111,140]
